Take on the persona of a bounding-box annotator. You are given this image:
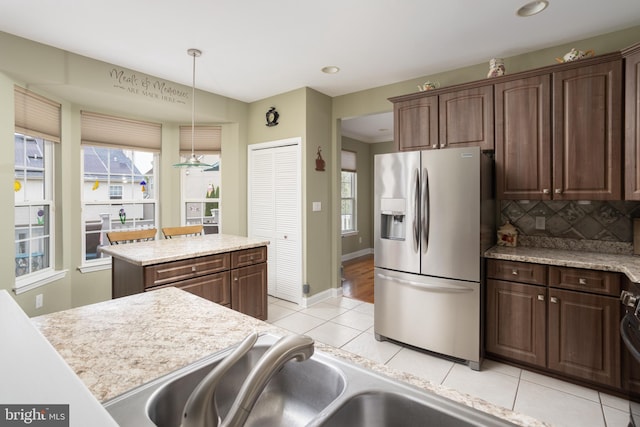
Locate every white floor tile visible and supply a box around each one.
[515,380,606,427]
[330,310,374,331]
[602,405,630,427]
[266,304,296,323]
[442,363,519,410]
[520,370,600,402]
[271,311,326,334]
[386,347,454,385]
[300,302,349,321]
[481,359,521,378]
[340,332,402,364]
[306,322,362,348]
[323,296,363,310]
[270,298,301,311]
[600,392,630,412]
[351,302,374,316]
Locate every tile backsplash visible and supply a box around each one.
[500,200,640,254]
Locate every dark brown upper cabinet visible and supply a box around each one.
[624,42,640,200]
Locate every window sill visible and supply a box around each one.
[14,269,68,295]
[78,259,111,273]
[341,231,358,238]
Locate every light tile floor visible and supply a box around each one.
[267,295,632,427]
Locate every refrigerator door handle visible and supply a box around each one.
[376,273,474,294]
[413,168,420,252]
[421,167,429,252]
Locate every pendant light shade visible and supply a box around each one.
[173,48,212,168]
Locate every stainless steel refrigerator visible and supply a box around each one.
[374,146,494,370]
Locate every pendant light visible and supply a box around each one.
[173,48,212,168]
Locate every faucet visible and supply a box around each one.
[180,332,315,427]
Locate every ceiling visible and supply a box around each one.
[2,0,640,142]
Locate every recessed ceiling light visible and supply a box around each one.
[321,66,340,74]
[517,0,549,17]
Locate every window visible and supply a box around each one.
[14,86,61,290]
[14,134,54,278]
[80,111,161,265]
[82,146,158,261]
[180,154,221,235]
[341,150,357,234]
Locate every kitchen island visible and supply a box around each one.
[100,233,269,319]
[31,287,547,426]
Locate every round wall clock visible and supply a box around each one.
[266,107,279,127]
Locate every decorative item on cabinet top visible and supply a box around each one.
[497,221,518,247]
[487,58,506,78]
[555,48,595,63]
[417,81,440,92]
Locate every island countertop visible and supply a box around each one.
[99,233,269,266]
[31,287,547,426]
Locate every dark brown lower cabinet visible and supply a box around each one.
[486,279,546,367]
[231,263,268,320]
[486,259,625,393]
[547,288,620,388]
[112,246,268,320]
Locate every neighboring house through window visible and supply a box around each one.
[80,112,161,264]
[341,150,357,234]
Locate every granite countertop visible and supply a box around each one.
[32,287,547,427]
[98,233,269,266]
[485,245,640,282]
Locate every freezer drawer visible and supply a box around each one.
[374,268,481,368]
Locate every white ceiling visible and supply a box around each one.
[2,0,640,141]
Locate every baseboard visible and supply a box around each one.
[341,248,373,262]
[301,287,343,308]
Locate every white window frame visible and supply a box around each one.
[179,153,222,235]
[14,134,65,294]
[80,146,159,272]
[341,170,357,235]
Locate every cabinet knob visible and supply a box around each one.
[432,144,438,149]
[191,266,197,272]
[441,142,447,147]
[554,188,563,194]
[550,296,558,304]
[578,278,587,285]
[511,269,518,276]
[542,189,550,194]
[234,277,238,281]
[537,295,545,301]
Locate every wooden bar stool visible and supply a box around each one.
[162,224,203,239]
[106,228,157,245]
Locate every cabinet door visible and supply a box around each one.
[394,96,438,151]
[231,263,267,320]
[625,46,640,200]
[552,60,622,200]
[548,289,620,387]
[439,86,494,151]
[495,75,552,199]
[486,279,546,367]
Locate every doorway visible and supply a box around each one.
[341,254,374,303]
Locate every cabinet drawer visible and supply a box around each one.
[149,271,231,306]
[486,259,547,285]
[231,246,267,269]
[548,266,621,296]
[144,253,230,288]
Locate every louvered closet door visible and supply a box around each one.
[249,141,301,304]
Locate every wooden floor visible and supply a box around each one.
[341,254,374,304]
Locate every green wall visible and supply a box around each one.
[0,25,639,315]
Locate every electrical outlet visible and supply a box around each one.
[35,294,43,309]
[535,216,546,230]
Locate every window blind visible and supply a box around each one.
[179,125,222,153]
[81,111,161,151]
[341,150,357,172]
[14,86,61,143]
